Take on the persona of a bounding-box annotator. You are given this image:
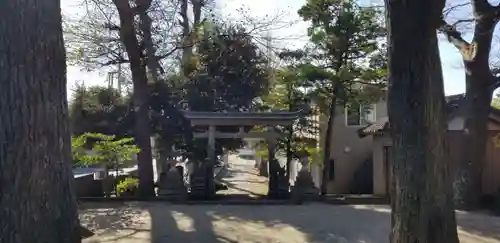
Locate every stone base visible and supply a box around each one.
[291,169,320,203]
[291,187,320,204]
[157,167,188,202]
[189,164,216,200]
[158,190,188,202]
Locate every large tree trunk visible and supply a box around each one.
[137,0,162,84]
[285,86,293,182]
[179,0,203,76]
[114,0,155,198]
[320,98,336,195]
[385,0,459,242]
[441,1,498,209]
[179,0,193,76]
[455,71,493,208]
[0,0,81,242]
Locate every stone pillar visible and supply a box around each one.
[190,160,215,199]
[205,125,216,198]
[254,155,261,169]
[266,132,289,199]
[259,157,269,177]
[207,125,216,163]
[267,135,278,197]
[223,152,229,167]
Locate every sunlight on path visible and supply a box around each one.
[80,203,500,243]
[216,154,268,197]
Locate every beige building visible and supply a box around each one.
[320,100,387,194]
[323,94,500,196]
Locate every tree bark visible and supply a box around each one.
[114,0,155,198]
[0,0,81,242]
[320,97,336,195]
[454,71,493,208]
[179,0,193,76]
[285,84,293,182]
[385,0,459,242]
[441,0,499,208]
[179,0,203,76]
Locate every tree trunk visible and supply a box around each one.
[139,11,160,83]
[285,126,293,182]
[386,0,459,242]
[455,70,493,208]
[320,98,336,195]
[285,86,294,182]
[179,0,193,76]
[114,0,155,198]
[441,1,498,209]
[179,0,203,76]
[0,1,81,242]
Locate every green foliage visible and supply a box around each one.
[116,177,139,196]
[184,22,270,112]
[71,133,140,169]
[298,0,385,61]
[69,85,130,136]
[255,147,268,159]
[180,22,271,156]
[69,81,195,154]
[71,135,100,166]
[492,93,500,109]
[148,80,194,152]
[307,147,323,165]
[261,63,320,157]
[297,0,387,112]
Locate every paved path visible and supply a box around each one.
[80,202,500,243]
[215,154,268,197]
[79,154,500,243]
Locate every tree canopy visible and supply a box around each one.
[184,23,270,112]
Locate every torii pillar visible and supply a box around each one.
[182,111,302,200]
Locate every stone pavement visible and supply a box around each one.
[80,203,500,243]
[215,154,268,197]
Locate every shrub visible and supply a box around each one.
[116,177,139,197]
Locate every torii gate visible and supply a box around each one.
[182,110,301,199]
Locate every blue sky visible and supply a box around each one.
[62,0,467,96]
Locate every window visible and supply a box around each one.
[345,103,376,126]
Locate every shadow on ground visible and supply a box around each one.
[218,168,260,179]
[80,202,500,243]
[456,210,500,241]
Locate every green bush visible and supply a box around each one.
[71,133,140,168]
[116,177,139,197]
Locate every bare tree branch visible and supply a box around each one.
[439,19,475,60]
[443,2,471,17]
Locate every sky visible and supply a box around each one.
[62,0,467,97]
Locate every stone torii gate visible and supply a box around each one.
[182,110,301,199]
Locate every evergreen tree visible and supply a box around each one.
[297,0,386,194]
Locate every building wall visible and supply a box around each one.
[325,100,388,193]
[483,131,500,194]
[373,130,500,196]
[372,135,393,195]
[448,117,464,130]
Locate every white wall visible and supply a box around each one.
[448,116,465,131]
